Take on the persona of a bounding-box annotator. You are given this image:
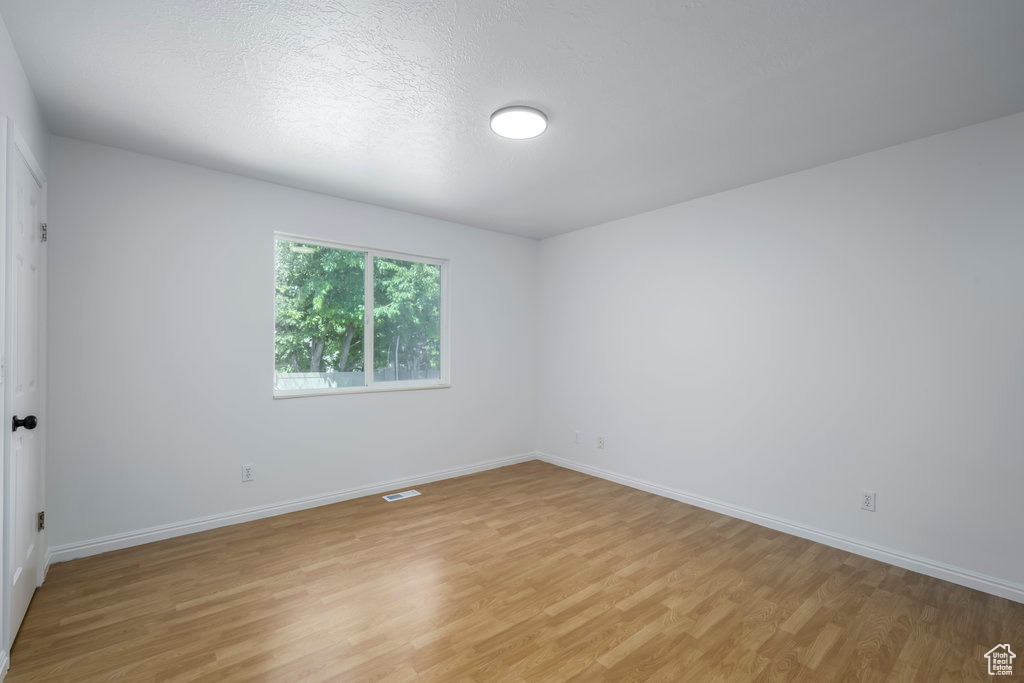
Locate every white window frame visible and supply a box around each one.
[273,232,451,398]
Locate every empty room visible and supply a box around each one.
[0,0,1022,680]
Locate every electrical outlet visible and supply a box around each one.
[242,464,255,483]
[574,430,581,444]
[860,490,876,512]
[597,436,606,450]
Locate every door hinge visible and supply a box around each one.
[40,222,47,243]
[37,511,44,532]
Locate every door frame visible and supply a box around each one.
[1,117,48,655]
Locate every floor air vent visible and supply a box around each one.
[382,489,421,502]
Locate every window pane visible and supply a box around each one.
[275,240,365,392]
[373,257,442,383]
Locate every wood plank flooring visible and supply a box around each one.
[8,460,1023,681]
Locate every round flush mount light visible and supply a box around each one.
[490,105,548,140]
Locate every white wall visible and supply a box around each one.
[0,13,47,170]
[46,136,538,549]
[538,112,1024,594]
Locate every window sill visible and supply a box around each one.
[273,382,451,399]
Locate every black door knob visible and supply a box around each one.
[12,415,37,432]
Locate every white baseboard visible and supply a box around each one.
[0,650,8,682]
[536,452,1024,604]
[48,452,535,565]
[47,450,1024,605]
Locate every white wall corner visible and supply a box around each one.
[535,452,1024,605]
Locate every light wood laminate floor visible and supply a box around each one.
[8,460,1023,681]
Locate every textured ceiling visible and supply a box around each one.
[3,1,1024,238]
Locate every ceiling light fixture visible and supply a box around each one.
[490,105,548,140]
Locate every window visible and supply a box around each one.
[274,235,449,397]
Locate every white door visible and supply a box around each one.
[5,123,45,647]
